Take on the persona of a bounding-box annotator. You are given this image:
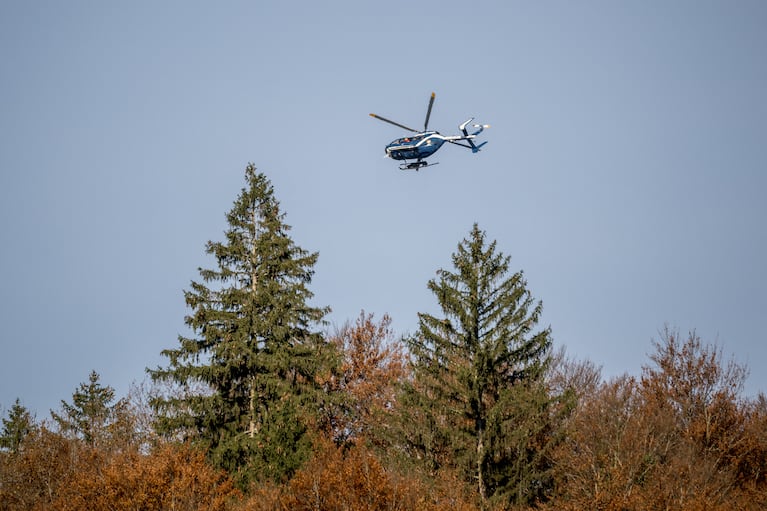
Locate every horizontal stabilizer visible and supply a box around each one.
[459,119,490,137]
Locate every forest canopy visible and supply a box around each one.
[2,165,765,511]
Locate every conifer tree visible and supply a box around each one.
[1,399,35,453]
[51,370,124,447]
[401,223,557,506]
[149,164,331,486]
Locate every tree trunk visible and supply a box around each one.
[249,382,256,438]
[477,418,487,505]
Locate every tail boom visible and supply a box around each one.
[446,118,490,152]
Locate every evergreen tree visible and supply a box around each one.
[0,399,35,453]
[51,370,124,447]
[149,164,331,487]
[401,224,558,506]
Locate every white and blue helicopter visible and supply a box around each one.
[370,92,489,170]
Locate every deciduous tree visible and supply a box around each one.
[51,442,240,511]
[548,330,767,511]
[324,311,407,443]
[0,427,75,511]
[244,437,480,511]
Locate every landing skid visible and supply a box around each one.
[399,161,438,171]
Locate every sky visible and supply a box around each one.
[1,1,766,419]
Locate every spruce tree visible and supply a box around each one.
[51,370,124,447]
[1,399,35,453]
[401,224,557,506]
[149,164,331,486]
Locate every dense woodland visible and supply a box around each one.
[2,164,765,510]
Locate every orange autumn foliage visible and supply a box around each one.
[51,443,240,511]
[322,311,408,443]
[242,437,480,511]
[546,330,767,511]
[0,428,76,511]
[3,329,765,511]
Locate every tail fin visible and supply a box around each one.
[460,118,490,137]
[459,118,475,137]
[459,118,489,152]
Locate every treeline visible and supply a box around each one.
[2,164,765,510]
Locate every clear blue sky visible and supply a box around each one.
[2,1,766,418]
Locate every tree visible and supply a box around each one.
[50,370,128,448]
[547,330,767,511]
[0,426,75,511]
[401,223,557,506]
[149,164,331,487]
[324,311,407,443]
[547,375,654,511]
[51,443,240,511]
[0,398,35,453]
[245,436,480,511]
[546,345,602,401]
[638,329,757,510]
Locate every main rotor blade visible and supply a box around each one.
[424,92,435,131]
[369,113,419,133]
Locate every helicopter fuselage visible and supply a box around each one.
[371,92,488,170]
[384,131,446,161]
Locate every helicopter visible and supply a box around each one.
[370,92,489,170]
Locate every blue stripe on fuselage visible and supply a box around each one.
[385,133,445,160]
